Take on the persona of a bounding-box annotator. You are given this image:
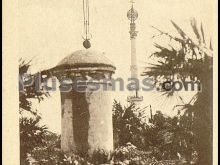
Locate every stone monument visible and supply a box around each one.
[51,49,116,155]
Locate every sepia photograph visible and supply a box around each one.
[3,0,218,165]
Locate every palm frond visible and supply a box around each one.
[170,20,188,39]
[151,25,186,44]
[190,18,201,43]
[200,23,206,44]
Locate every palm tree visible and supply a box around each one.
[19,59,50,163]
[142,18,213,165]
[19,59,50,114]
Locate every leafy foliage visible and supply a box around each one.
[112,101,197,163]
[20,97,197,164]
[27,136,183,165]
[112,100,147,149]
[20,116,49,163]
[143,19,213,165]
[19,59,51,164]
[19,58,50,115]
[144,18,212,91]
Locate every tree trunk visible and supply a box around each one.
[195,69,213,165]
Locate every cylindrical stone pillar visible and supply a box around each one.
[51,49,116,155]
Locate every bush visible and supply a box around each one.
[111,143,156,165]
[20,115,48,164]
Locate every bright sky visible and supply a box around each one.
[19,0,215,133]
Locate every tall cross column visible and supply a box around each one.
[127,3,143,104]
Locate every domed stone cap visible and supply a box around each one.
[52,49,116,73]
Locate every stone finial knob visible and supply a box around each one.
[83,39,91,49]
